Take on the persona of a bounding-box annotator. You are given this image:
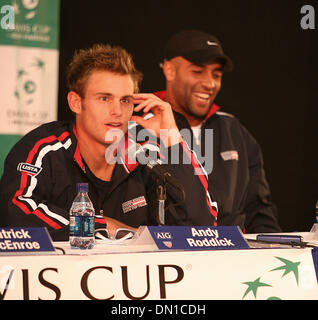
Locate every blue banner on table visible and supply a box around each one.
[147,226,250,251]
[0,227,55,255]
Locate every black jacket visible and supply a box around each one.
[0,121,217,241]
[155,91,281,233]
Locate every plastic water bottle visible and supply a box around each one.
[316,200,318,224]
[69,183,95,249]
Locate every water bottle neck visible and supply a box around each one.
[74,192,90,203]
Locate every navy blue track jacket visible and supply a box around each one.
[0,121,217,241]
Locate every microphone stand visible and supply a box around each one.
[126,143,186,225]
[156,180,167,226]
[153,170,186,226]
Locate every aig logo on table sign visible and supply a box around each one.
[155,232,173,248]
[155,232,172,240]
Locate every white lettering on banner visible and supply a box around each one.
[0,240,40,250]
[188,227,236,248]
[155,232,172,239]
[0,228,31,239]
[187,237,234,247]
[191,227,218,238]
[0,229,43,252]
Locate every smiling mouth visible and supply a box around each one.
[193,93,212,102]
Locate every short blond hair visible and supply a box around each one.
[66,43,143,97]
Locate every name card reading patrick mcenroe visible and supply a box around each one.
[147,226,250,251]
[0,227,55,255]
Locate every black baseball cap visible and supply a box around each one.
[163,30,233,71]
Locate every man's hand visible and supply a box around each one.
[131,93,182,147]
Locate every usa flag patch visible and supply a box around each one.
[220,150,239,161]
[122,196,147,214]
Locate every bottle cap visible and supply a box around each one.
[77,183,88,193]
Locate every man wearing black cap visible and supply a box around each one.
[154,29,281,233]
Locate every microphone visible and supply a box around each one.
[126,142,186,225]
[126,143,184,191]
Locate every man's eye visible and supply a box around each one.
[192,70,202,74]
[121,98,133,105]
[214,73,223,79]
[100,96,110,102]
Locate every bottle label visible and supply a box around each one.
[69,216,94,237]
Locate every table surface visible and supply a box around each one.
[52,229,318,256]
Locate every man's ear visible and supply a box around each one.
[67,91,82,114]
[163,61,176,82]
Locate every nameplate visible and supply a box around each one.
[0,227,55,255]
[146,226,250,251]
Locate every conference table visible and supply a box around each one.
[1,226,318,301]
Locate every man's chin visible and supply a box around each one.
[189,108,210,120]
[189,101,213,117]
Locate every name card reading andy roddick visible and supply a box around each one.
[147,226,250,251]
[0,227,55,255]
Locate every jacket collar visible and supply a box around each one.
[72,123,85,172]
[71,122,139,175]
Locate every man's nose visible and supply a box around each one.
[201,75,216,90]
[109,100,123,116]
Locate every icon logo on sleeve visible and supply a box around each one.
[206,40,218,46]
[220,150,239,161]
[17,163,42,176]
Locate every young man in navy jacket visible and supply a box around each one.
[0,43,217,241]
